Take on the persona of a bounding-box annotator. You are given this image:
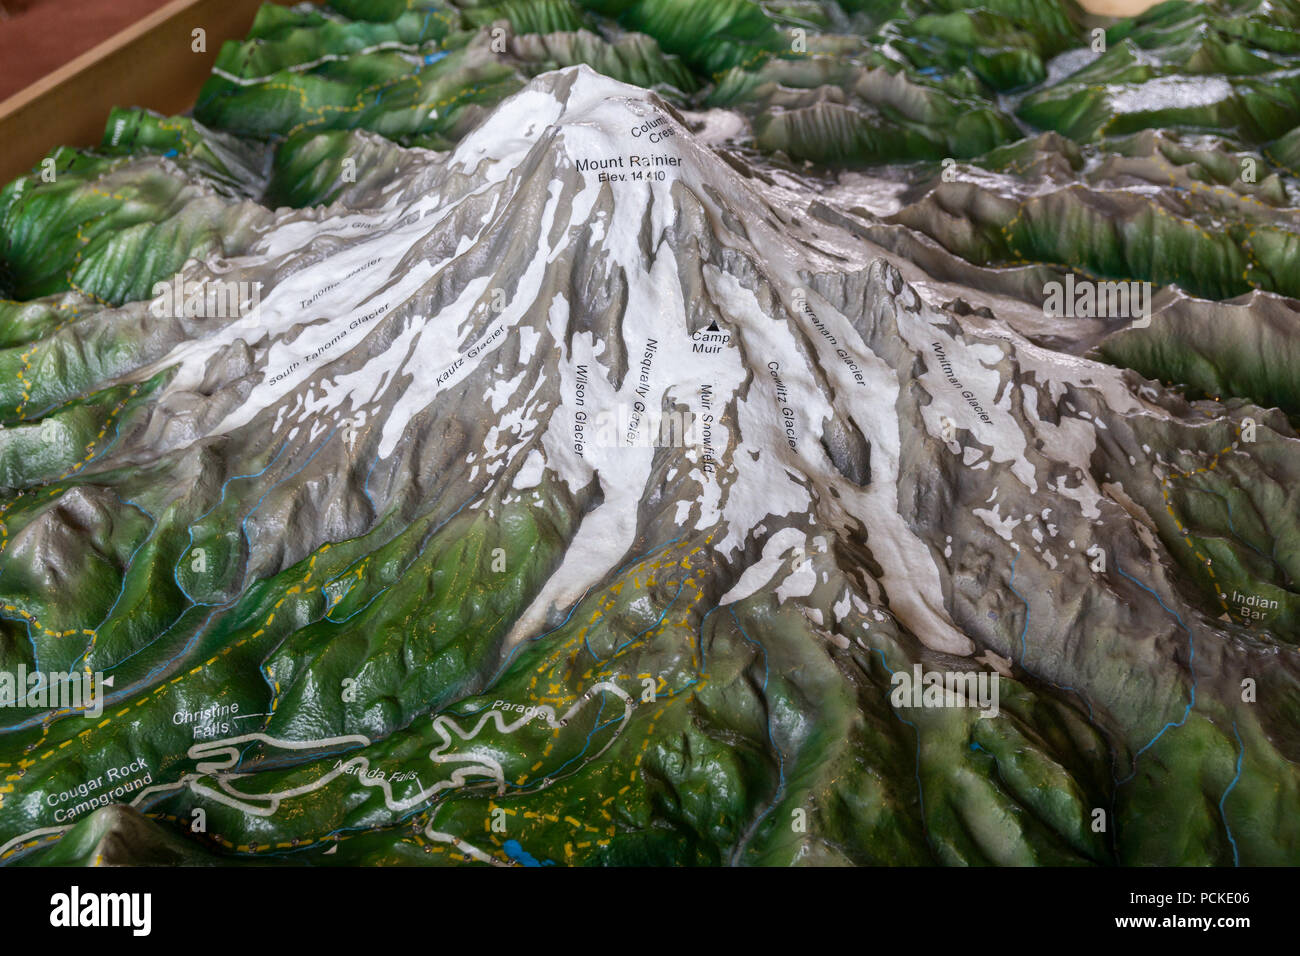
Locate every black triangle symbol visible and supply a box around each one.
[706,320,720,332]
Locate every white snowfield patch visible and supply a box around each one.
[973,501,1022,542]
[452,87,569,183]
[720,527,807,605]
[376,189,558,459]
[139,171,517,448]
[898,300,1169,529]
[703,267,822,556]
[893,301,1035,492]
[504,177,687,650]
[1107,75,1234,114]
[513,449,545,490]
[776,550,818,603]
[773,283,974,656]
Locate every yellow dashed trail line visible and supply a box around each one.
[1158,435,1241,616]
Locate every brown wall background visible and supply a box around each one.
[0,0,313,182]
[0,0,179,102]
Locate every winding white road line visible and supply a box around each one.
[182,682,631,817]
[2,682,633,860]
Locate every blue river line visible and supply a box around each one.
[1219,721,1244,867]
[726,606,788,847]
[1113,562,1197,784]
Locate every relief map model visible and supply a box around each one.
[0,0,1298,869]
